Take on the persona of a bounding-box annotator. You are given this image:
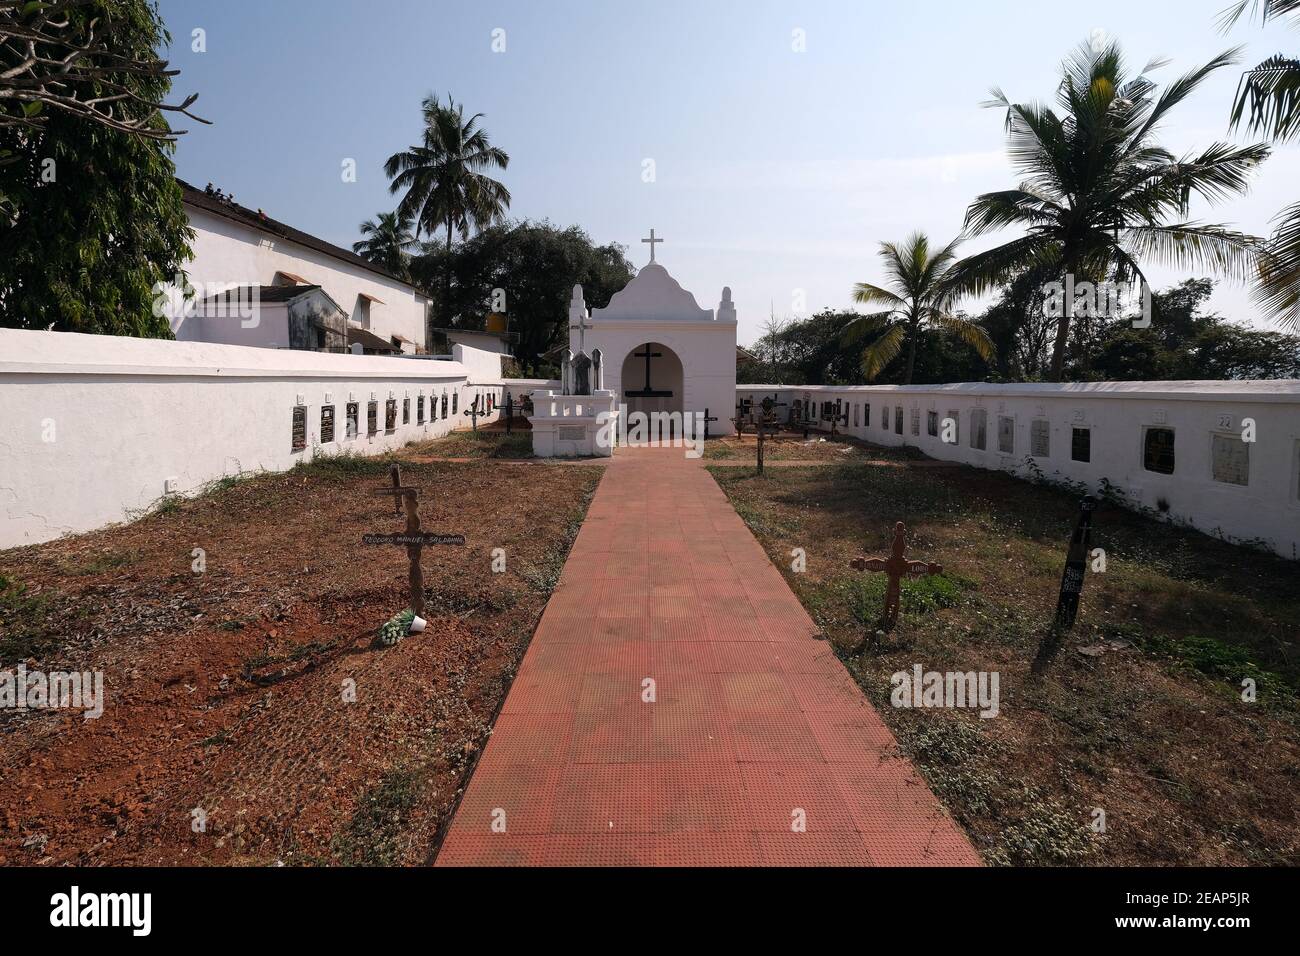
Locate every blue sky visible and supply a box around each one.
[157,0,1299,344]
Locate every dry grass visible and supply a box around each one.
[709,452,1300,866]
[0,454,599,865]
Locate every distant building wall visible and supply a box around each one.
[168,207,428,352]
[737,382,1300,559]
[0,330,504,549]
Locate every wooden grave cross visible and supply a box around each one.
[755,396,787,475]
[849,521,943,631]
[364,484,465,618]
[1053,495,1097,631]
[381,463,417,515]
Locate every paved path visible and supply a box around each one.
[436,446,980,866]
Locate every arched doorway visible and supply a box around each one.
[621,341,684,440]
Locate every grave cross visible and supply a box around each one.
[703,407,719,440]
[755,396,787,475]
[849,521,943,631]
[569,310,593,354]
[363,486,466,618]
[379,463,420,516]
[1053,496,1097,631]
[641,228,663,263]
[464,394,480,432]
[504,392,514,435]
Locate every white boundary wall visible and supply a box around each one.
[0,330,503,550]
[737,381,1300,559]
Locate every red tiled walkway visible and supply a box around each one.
[436,447,980,866]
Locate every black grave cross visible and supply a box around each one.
[1053,496,1097,631]
[755,396,788,475]
[463,394,480,432]
[504,392,514,435]
[703,407,719,440]
[625,345,673,398]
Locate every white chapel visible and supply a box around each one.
[560,230,738,436]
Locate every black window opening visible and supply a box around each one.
[320,405,335,443]
[1143,427,1176,474]
[1071,427,1091,463]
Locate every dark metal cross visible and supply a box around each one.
[849,521,943,631]
[1053,496,1097,631]
[464,394,480,432]
[625,345,672,398]
[755,396,787,475]
[504,392,514,435]
[703,407,719,440]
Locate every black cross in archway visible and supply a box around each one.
[625,345,673,398]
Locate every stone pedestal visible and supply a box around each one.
[528,389,619,457]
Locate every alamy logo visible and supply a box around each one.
[1043,275,1152,328]
[0,664,104,720]
[891,665,1000,718]
[594,404,706,459]
[49,886,151,936]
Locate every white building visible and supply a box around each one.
[166,181,430,355]
[562,238,738,435]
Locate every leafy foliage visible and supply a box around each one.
[352,211,416,279]
[841,232,993,382]
[948,39,1270,379]
[0,0,192,336]
[412,220,634,375]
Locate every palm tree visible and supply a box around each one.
[1224,0,1300,329]
[384,93,510,323]
[841,232,994,383]
[946,40,1270,380]
[352,212,416,279]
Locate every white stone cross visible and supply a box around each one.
[569,310,593,353]
[642,228,663,263]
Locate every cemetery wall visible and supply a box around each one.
[0,330,502,550]
[737,382,1300,560]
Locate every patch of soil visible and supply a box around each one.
[0,457,600,865]
[709,456,1300,866]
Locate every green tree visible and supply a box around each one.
[840,232,993,382]
[412,220,634,374]
[1088,278,1300,380]
[1223,0,1300,328]
[948,39,1269,380]
[0,0,194,336]
[352,211,416,279]
[384,93,510,326]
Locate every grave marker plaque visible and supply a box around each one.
[385,399,398,434]
[320,405,335,443]
[367,401,378,437]
[346,402,359,440]
[403,397,410,425]
[558,424,586,442]
[291,405,307,451]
